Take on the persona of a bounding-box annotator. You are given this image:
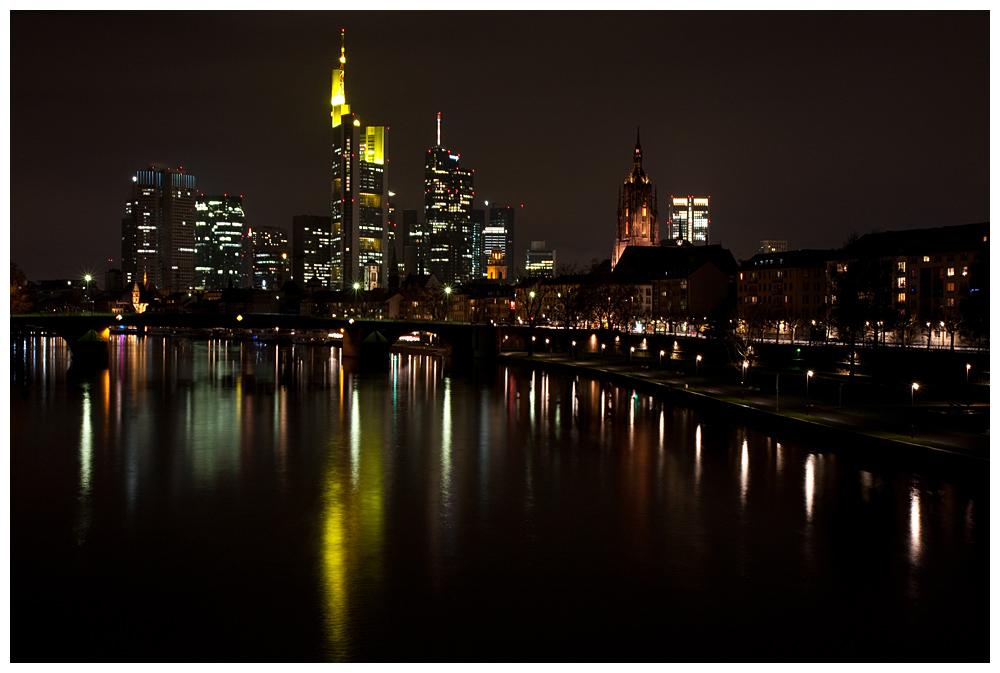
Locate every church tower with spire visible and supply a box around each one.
[612,129,659,269]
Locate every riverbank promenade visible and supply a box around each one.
[501,350,990,463]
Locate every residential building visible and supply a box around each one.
[759,240,787,253]
[737,248,834,323]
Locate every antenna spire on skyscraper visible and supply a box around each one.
[437,111,441,146]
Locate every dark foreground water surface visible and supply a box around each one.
[10,336,988,661]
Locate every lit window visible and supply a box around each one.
[947,283,955,292]
[897,292,905,303]
[947,267,955,276]
[923,256,930,262]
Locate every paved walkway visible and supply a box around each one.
[502,352,990,462]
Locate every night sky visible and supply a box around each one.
[10,11,989,285]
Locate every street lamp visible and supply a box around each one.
[444,286,452,320]
[966,363,971,385]
[84,274,93,314]
[911,382,919,437]
[659,349,665,370]
[695,354,702,377]
[741,360,749,400]
[806,370,814,415]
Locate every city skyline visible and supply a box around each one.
[10,11,989,283]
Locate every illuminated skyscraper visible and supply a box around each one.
[249,225,290,290]
[121,166,197,291]
[484,205,515,281]
[669,196,711,245]
[331,29,389,289]
[195,194,246,289]
[425,112,475,285]
[525,241,556,278]
[292,215,333,285]
[612,131,659,270]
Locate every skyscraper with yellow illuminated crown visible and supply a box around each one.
[330,29,389,290]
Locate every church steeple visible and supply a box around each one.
[634,127,642,167]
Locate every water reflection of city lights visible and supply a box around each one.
[740,438,749,504]
[805,454,816,522]
[909,485,921,563]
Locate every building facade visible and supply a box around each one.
[292,215,333,285]
[525,241,556,278]
[484,205,515,281]
[737,249,833,323]
[669,196,710,245]
[331,29,390,289]
[425,113,474,285]
[195,194,246,289]
[248,225,290,290]
[612,131,659,269]
[122,167,197,291]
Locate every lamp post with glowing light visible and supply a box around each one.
[695,354,702,378]
[444,286,452,321]
[966,363,971,385]
[741,360,749,400]
[806,370,814,415]
[84,274,93,314]
[659,350,665,370]
[911,382,919,437]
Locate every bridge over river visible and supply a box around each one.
[11,312,718,372]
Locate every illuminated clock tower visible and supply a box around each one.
[329,29,389,290]
[612,129,659,269]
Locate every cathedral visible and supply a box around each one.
[612,130,659,269]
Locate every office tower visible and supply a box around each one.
[425,112,475,285]
[331,29,389,289]
[195,194,246,289]
[122,166,197,291]
[612,130,659,269]
[525,241,556,278]
[248,225,290,290]
[292,215,333,285]
[669,196,711,245]
[759,240,787,253]
[470,208,485,278]
[485,205,515,281]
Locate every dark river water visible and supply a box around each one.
[10,335,988,662]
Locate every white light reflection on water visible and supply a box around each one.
[805,454,816,522]
[860,470,874,502]
[350,385,361,486]
[79,384,92,498]
[441,377,453,511]
[909,484,922,564]
[740,438,749,504]
[694,424,702,492]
